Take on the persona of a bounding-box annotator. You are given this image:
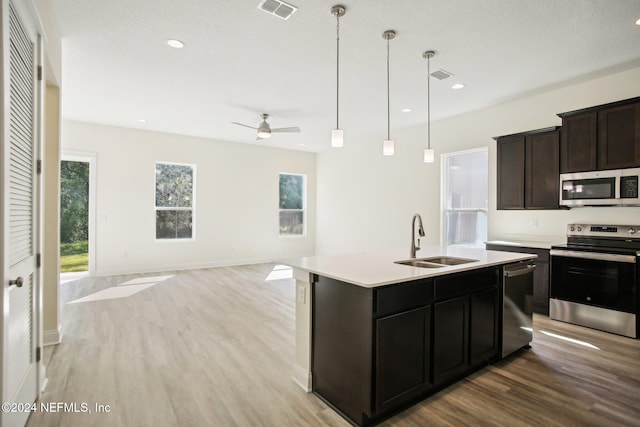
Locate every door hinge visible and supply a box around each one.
[36,253,41,268]
[37,65,43,81]
[37,159,42,174]
[36,346,41,362]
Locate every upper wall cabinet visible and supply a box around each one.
[558,97,640,173]
[495,127,561,210]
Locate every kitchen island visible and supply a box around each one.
[284,246,536,426]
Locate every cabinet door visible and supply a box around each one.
[598,102,640,169]
[526,130,560,209]
[433,296,469,385]
[560,112,597,173]
[375,306,431,414]
[497,136,525,209]
[470,288,499,365]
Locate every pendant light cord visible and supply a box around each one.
[336,13,340,129]
[427,55,431,150]
[386,36,391,140]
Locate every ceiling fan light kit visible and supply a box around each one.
[231,113,300,140]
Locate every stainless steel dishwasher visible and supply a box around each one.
[502,262,535,358]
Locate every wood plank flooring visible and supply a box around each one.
[27,263,640,427]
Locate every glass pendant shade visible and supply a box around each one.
[383,139,395,156]
[331,129,344,147]
[424,148,435,163]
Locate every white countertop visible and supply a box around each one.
[281,246,536,288]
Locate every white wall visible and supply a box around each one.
[62,120,316,275]
[316,65,640,255]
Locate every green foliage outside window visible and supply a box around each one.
[279,174,304,236]
[155,163,194,239]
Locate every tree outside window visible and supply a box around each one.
[155,162,195,240]
[279,173,305,236]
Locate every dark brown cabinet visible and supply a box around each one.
[495,127,560,210]
[470,287,499,365]
[496,134,525,209]
[312,266,501,426]
[598,102,640,169]
[485,243,550,315]
[432,268,499,385]
[375,306,431,413]
[559,111,597,173]
[433,296,469,384]
[558,97,640,172]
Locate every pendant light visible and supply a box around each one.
[331,5,346,148]
[383,30,396,156]
[423,50,435,163]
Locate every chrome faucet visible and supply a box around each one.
[410,213,426,258]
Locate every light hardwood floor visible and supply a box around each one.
[27,264,640,427]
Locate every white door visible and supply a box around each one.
[2,1,41,426]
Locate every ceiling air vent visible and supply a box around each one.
[430,69,453,80]
[258,0,298,20]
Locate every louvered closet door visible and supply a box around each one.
[3,2,39,426]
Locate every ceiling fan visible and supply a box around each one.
[231,113,300,140]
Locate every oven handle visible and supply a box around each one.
[550,249,637,263]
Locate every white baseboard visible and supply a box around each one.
[43,326,63,346]
[292,363,312,393]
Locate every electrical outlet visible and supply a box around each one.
[297,286,305,304]
[531,219,539,229]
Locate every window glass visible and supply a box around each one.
[155,162,195,240]
[279,173,305,236]
[443,149,488,247]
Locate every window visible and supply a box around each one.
[155,162,195,240]
[442,149,488,247]
[279,173,305,236]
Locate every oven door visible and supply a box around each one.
[550,250,637,313]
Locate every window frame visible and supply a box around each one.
[278,172,306,238]
[440,148,488,247]
[154,161,196,241]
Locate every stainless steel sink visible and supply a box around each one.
[394,256,478,268]
[419,256,478,266]
[394,259,444,268]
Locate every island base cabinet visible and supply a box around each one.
[375,306,431,413]
[433,296,469,385]
[312,276,374,425]
[470,288,499,366]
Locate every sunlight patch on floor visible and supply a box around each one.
[265,265,293,281]
[539,330,600,350]
[68,275,175,304]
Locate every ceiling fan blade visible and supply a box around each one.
[271,127,300,133]
[231,122,258,130]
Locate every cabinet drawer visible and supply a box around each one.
[434,268,498,301]
[375,279,434,318]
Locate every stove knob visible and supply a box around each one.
[569,226,575,232]
[576,226,582,232]
[629,228,636,235]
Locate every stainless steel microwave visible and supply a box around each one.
[559,168,640,207]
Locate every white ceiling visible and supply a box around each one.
[52,0,640,153]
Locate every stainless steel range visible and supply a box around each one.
[550,224,639,338]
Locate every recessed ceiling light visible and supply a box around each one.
[166,39,185,49]
[401,108,412,113]
[137,119,147,123]
[451,83,465,90]
[636,18,640,26]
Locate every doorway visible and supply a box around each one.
[60,152,96,277]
